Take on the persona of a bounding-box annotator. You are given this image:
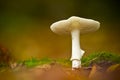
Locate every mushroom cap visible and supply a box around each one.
[50,16,100,34]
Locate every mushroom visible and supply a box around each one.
[50,16,100,69]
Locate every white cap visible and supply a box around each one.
[50,16,100,34]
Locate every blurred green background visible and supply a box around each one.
[0,0,120,60]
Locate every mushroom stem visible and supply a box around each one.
[71,29,84,69]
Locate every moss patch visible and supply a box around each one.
[22,52,120,68]
[1,51,120,68]
[81,51,120,67]
[20,58,71,68]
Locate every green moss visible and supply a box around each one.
[18,52,120,68]
[81,51,120,67]
[56,58,71,67]
[22,58,53,68]
[21,58,71,68]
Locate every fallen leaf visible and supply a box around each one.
[106,64,120,73]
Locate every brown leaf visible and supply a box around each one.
[106,64,120,73]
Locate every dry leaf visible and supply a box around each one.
[106,64,120,73]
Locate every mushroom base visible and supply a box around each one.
[72,59,81,69]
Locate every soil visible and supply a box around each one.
[1,62,120,80]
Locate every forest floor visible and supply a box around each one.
[0,52,120,80]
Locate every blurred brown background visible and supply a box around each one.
[0,0,120,60]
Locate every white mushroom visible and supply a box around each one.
[50,16,100,69]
